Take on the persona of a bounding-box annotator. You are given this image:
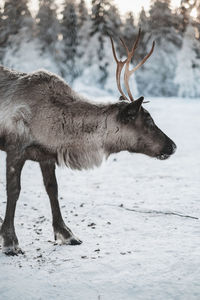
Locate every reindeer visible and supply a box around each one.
[0,30,176,255]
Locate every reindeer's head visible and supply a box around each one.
[110,29,176,160]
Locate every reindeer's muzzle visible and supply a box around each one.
[157,138,176,160]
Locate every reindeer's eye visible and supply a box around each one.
[144,114,154,126]
[144,114,150,120]
[147,118,154,127]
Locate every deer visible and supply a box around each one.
[0,29,176,255]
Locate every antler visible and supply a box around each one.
[110,29,155,102]
[110,36,129,101]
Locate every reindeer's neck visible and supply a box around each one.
[104,108,130,157]
[31,101,125,170]
[57,102,125,169]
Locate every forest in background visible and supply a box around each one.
[0,0,200,98]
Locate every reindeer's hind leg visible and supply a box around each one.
[40,161,82,245]
[0,150,25,255]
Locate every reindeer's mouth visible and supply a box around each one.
[156,140,177,160]
[156,153,171,160]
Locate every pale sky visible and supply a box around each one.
[29,0,182,17]
[110,0,182,15]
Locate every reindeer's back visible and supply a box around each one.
[0,66,85,144]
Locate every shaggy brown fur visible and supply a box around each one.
[0,66,176,255]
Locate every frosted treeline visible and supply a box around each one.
[0,0,200,98]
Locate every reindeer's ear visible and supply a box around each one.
[133,96,144,110]
[118,96,144,123]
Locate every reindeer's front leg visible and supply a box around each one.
[40,161,82,245]
[0,151,25,255]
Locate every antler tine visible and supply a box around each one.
[130,28,141,56]
[124,37,155,102]
[120,28,141,57]
[129,41,155,75]
[110,36,129,101]
[123,29,142,101]
[110,35,118,64]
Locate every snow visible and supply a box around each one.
[0,96,200,300]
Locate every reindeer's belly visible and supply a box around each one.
[24,144,57,163]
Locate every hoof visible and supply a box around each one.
[54,232,82,246]
[3,246,25,256]
[0,226,23,256]
[69,237,82,246]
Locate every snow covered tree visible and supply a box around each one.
[88,0,122,87]
[0,8,5,44]
[136,0,180,97]
[137,8,149,60]
[0,0,34,68]
[175,23,200,97]
[90,0,111,36]
[179,0,197,32]
[89,0,110,86]
[78,0,89,28]
[73,0,130,94]
[0,0,32,49]
[36,0,59,52]
[76,0,91,75]
[138,7,148,31]
[90,0,122,38]
[193,1,200,39]
[77,0,90,52]
[61,0,78,83]
[3,0,31,31]
[122,12,136,53]
[147,0,178,42]
[2,0,32,36]
[106,4,122,38]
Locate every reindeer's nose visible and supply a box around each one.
[163,139,177,155]
[171,141,177,154]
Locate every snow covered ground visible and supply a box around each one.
[0,96,200,300]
